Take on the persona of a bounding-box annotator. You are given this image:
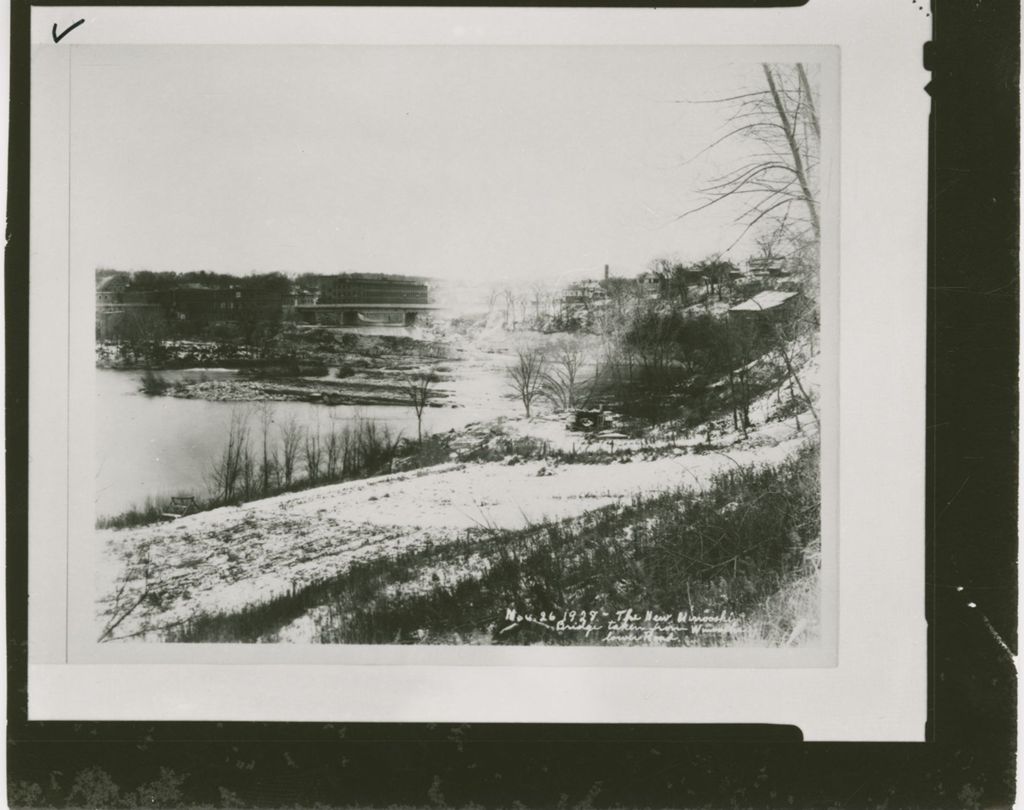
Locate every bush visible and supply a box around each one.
[96,494,200,530]
[139,368,170,396]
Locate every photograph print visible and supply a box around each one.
[87,46,833,649]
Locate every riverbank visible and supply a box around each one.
[95,325,451,370]
[157,373,455,406]
[95,397,816,642]
[99,327,516,406]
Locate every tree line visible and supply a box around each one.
[98,268,294,294]
[506,292,818,433]
[207,405,403,506]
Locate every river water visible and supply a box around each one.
[95,367,505,518]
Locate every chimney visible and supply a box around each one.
[604,264,609,281]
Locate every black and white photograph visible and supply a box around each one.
[11,0,1019,802]
[79,46,835,650]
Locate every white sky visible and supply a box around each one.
[71,46,806,284]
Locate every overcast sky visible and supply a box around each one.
[71,46,804,285]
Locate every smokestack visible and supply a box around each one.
[604,264,609,281]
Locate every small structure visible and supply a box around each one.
[729,291,801,337]
[729,290,798,316]
[747,256,790,278]
[568,406,616,433]
[161,496,198,520]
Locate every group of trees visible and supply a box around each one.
[207,405,402,505]
[501,62,822,430]
[486,285,560,331]
[506,290,818,432]
[98,269,293,294]
[506,337,598,418]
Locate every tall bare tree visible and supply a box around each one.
[255,401,278,493]
[542,338,590,410]
[675,62,821,255]
[209,408,250,504]
[403,372,438,444]
[279,415,303,487]
[508,348,548,418]
[303,421,323,485]
[324,419,343,480]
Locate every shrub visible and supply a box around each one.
[139,368,170,396]
[167,441,820,647]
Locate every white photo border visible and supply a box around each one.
[27,3,928,741]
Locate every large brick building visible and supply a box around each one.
[296,273,436,327]
[162,286,293,324]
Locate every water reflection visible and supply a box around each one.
[95,368,487,518]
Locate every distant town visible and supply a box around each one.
[96,253,806,342]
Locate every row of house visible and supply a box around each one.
[554,258,804,324]
[96,273,438,334]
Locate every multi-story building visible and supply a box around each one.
[95,275,162,337]
[296,273,436,327]
[161,286,301,324]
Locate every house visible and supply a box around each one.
[635,272,662,299]
[747,256,790,278]
[96,274,131,305]
[728,290,800,328]
[557,279,608,320]
[95,276,161,337]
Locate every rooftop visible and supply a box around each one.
[729,290,798,313]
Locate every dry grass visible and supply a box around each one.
[168,441,821,647]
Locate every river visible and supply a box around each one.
[95,367,507,518]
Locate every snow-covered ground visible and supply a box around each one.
[96,336,819,643]
[96,415,812,642]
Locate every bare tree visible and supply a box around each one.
[542,338,590,410]
[209,408,251,504]
[530,283,552,324]
[674,63,821,255]
[279,415,303,487]
[255,401,278,493]
[403,372,438,444]
[324,421,343,480]
[768,298,820,427]
[502,288,516,328]
[508,348,548,418]
[673,63,822,427]
[515,293,529,326]
[649,256,692,307]
[240,444,259,500]
[303,422,323,485]
[98,554,152,642]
